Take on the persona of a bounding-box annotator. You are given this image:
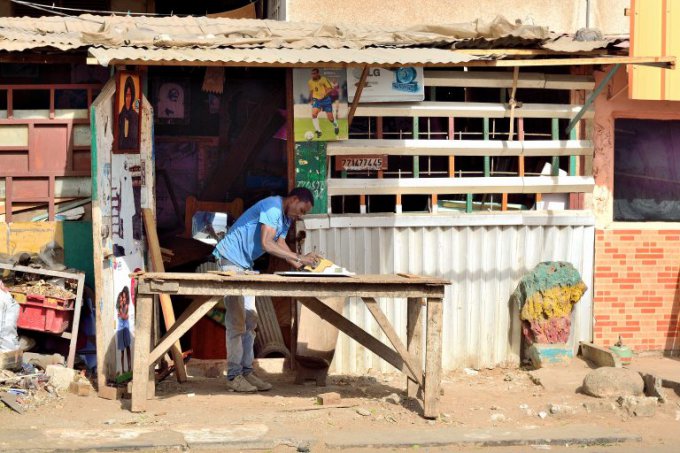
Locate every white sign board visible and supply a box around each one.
[347,67,424,103]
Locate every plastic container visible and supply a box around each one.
[16,294,73,334]
[610,344,634,366]
[0,289,20,351]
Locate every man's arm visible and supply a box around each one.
[260,224,319,268]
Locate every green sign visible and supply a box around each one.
[295,141,327,215]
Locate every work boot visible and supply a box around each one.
[244,373,272,391]
[226,375,257,392]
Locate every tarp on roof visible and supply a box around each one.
[87,46,478,66]
[0,14,559,52]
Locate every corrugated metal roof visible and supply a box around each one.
[0,14,631,66]
[87,47,478,66]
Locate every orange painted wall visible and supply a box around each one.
[592,65,680,351]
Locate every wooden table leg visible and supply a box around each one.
[406,297,424,399]
[423,297,443,419]
[131,294,154,412]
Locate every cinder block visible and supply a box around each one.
[69,381,91,396]
[46,365,76,391]
[527,343,573,369]
[316,392,341,405]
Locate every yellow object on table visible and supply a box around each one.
[304,258,334,273]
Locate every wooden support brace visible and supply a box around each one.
[406,297,424,398]
[149,296,220,364]
[363,297,423,385]
[297,297,421,383]
[142,208,188,382]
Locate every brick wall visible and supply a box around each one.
[594,229,680,351]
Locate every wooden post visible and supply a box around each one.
[286,69,296,191]
[131,293,153,412]
[7,89,13,119]
[5,177,12,223]
[423,297,443,419]
[551,118,560,176]
[364,297,423,384]
[347,65,369,127]
[142,208,188,382]
[406,297,424,398]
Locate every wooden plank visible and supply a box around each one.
[149,296,220,364]
[406,297,424,398]
[545,74,597,90]
[354,102,594,120]
[347,65,369,127]
[89,54,675,69]
[137,272,449,285]
[363,297,423,385]
[424,71,595,90]
[327,175,595,196]
[5,177,12,222]
[423,298,443,419]
[327,139,592,157]
[142,208,188,383]
[469,55,674,68]
[66,273,85,368]
[137,282,446,299]
[131,293,153,412]
[297,297,419,382]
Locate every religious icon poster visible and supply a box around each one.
[114,71,142,154]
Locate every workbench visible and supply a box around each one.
[131,272,449,418]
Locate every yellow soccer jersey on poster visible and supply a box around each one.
[308,76,333,100]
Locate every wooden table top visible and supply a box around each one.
[134,271,450,286]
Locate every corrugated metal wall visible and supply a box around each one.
[300,213,595,373]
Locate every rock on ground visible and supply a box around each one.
[618,396,658,417]
[582,367,644,398]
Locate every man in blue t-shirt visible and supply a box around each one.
[213,187,320,392]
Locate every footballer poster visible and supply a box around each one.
[347,67,424,103]
[293,68,348,142]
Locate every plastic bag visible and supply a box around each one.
[0,287,20,352]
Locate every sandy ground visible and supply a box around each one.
[1,356,680,452]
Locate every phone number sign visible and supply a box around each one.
[335,155,388,171]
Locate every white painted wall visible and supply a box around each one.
[285,0,629,35]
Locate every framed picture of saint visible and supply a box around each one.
[114,71,142,154]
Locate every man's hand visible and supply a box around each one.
[299,252,321,267]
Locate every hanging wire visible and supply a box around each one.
[10,0,259,17]
[10,0,182,17]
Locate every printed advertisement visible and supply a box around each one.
[347,67,424,103]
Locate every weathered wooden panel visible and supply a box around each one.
[0,124,28,146]
[0,222,62,255]
[11,178,49,200]
[0,153,29,172]
[31,124,69,172]
[73,124,91,147]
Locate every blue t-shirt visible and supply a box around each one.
[214,196,291,269]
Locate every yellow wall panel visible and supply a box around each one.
[0,222,63,256]
[666,0,680,99]
[631,0,664,100]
